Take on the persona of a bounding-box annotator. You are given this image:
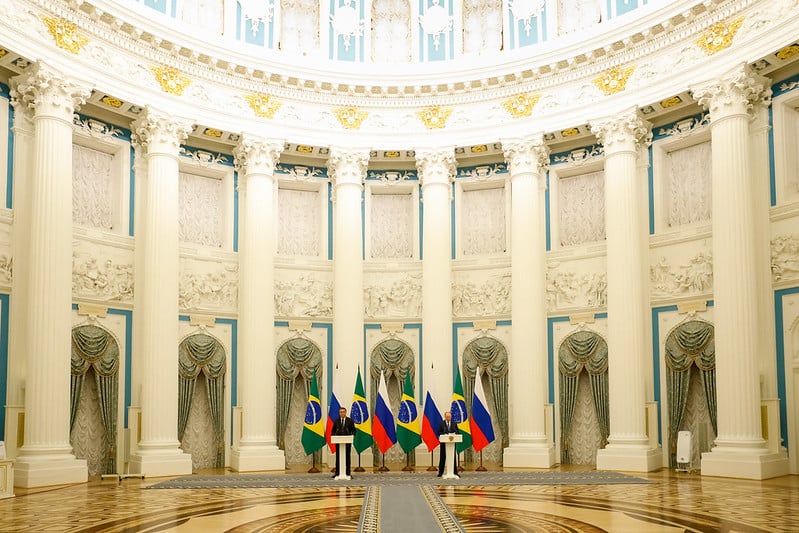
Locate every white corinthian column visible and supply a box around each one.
[129,108,193,477]
[329,148,370,396]
[501,135,555,468]
[590,109,661,472]
[416,148,456,407]
[11,64,91,487]
[230,135,286,471]
[692,65,788,479]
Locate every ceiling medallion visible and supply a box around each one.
[502,92,541,118]
[150,65,191,96]
[593,65,636,96]
[696,17,744,56]
[244,93,282,118]
[334,106,369,129]
[41,16,90,55]
[417,106,452,129]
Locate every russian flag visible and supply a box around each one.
[325,391,341,453]
[421,391,443,452]
[372,371,397,454]
[470,369,496,453]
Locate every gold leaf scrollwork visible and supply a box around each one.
[696,17,744,56]
[593,65,636,96]
[0,49,7,58]
[244,93,282,118]
[150,65,191,96]
[100,95,123,108]
[334,106,369,129]
[41,16,90,55]
[417,106,452,129]
[776,44,799,61]
[502,92,541,118]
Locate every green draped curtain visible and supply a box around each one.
[462,337,509,462]
[558,331,609,464]
[276,338,322,450]
[370,339,415,463]
[664,320,716,467]
[178,333,227,468]
[70,325,120,475]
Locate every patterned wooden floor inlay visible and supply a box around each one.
[0,468,796,532]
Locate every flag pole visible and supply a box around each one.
[427,451,436,471]
[476,450,487,471]
[402,452,413,472]
[308,450,320,473]
[354,452,364,472]
[378,452,389,472]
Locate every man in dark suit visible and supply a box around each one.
[437,410,460,478]
[332,407,355,477]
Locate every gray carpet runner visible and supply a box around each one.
[358,485,465,533]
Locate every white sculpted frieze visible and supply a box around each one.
[275,274,332,318]
[179,264,238,311]
[0,254,12,285]
[545,263,607,311]
[364,273,422,318]
[772,234,799,282]
[650,251,714,298]
[72,254,134,302]
[452,272,511,317]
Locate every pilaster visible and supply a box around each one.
[591,109,661,472]
[416,147,456,405]
[10,63,90,487]
[693,65,788,479]
[230,135,285,471]
[128,107,193,477]
[501,135,555,468]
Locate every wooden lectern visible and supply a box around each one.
[439,434,463,480]
[331,435,354,480]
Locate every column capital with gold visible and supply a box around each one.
[589,108,652,154]
[10,62,91,123]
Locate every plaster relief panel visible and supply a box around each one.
[274,271,333,318]
[179,258,238,312]
[452,269,510,318]
[363,271,422,319]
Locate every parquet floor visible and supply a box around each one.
[1,464,796,532]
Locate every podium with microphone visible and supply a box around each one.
[439,434,463,479]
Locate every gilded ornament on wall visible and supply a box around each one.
[696,17,744,56]
[417,106,452,129]
[776,44,799,60]
[502,92,541,118]
[334,106,369,129]
[593,65,636,95]
[244,92,282,118]
[100,95,123,108]
[150,65,191,96]
[0,49,7,58]
[41,17,90,55]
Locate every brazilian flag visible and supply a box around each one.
[451,364,472,453]
[301,370,326,455]
[351,367,374,453]
[397,372,422,453]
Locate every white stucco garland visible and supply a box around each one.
[1,0,797,148]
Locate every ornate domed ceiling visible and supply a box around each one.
[0,0,798,162]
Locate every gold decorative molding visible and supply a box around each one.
[150,65,191,96]
[296,145,314,153]
[593,65,636,95]
[334,106,369,129]
[41,16,89,55]
[100,95,123,108]
[561,127,580,137]
[0,49,7,58]
[696,17,744,56]
[244,92,282,118]
[776,44,799,60]
[417,106,452,129]
[470,145,487,153]
[502,92,541,118]
[203,128,223,138]
[660,96,683,108]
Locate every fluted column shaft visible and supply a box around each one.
[501,135,555,467]
[416,148,455,405]
[694,68,770,450]
[230,136,285,471]
[11,64,90,487]
[591,110,659,471]
[329,148,369,395]
[130,108,193,476]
